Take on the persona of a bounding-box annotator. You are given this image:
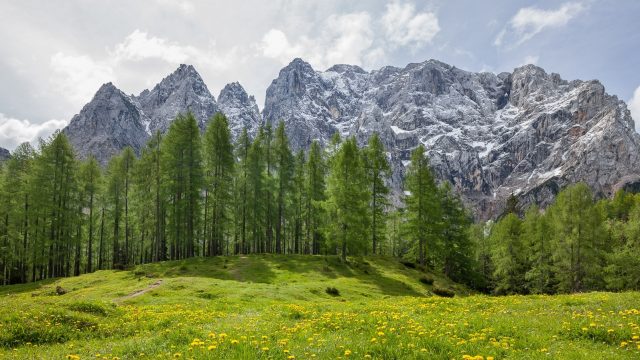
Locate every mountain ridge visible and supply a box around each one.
[60,58,640,218]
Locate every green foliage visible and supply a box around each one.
[404,145,441,266]
[161,112,203,260]
[325,137,370,260]
[363,133,390,255]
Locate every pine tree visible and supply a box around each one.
[234,128,251,254]
[490,213,526,294]
[273,122,294,254]
[438,182,474,284]
[105,154,124,268]
[291,150,306,254]
[522,205,554,294]
[120,147,136,265]
[203,113,235,256]
[404,145,440,266]
[78,156,101,273]
[247,128,266,253]
[363,133,390,255]
[549,183,605,292]
[0,143,34,283]
[325,137,369,261]
[162,112,203,260]
[305,141,326,254]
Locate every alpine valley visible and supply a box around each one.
[62,58,640,219]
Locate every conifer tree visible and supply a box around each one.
[273,122,293,254]
[439,182,474,283]
[162,112,203,260]
[79,156,101,273]
[305,141,326,254]
[364,133,390,254]
[522,205,554,294]
[326,137,369,261]
[404,145,440,266]
[549,183,605,292]
[490,213,526,294]
[203,113,235,256]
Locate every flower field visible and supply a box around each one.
[0,255,639,359]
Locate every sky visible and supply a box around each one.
[0,0,639,150]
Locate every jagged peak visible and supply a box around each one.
[282,58,315,73]
[218,81,253,104]
[512,63,547,77]
[96,82,119,94]
[150,64,205,89]
[326,64,366,74]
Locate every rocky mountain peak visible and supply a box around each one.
[326,64,366,74]
[219,82,252,104]
[218,82,261,140]
[136,64,218,133]
[63,82,147,164]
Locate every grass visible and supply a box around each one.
[0,255,638,359]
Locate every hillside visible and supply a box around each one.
[1,256,639,359]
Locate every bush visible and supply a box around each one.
[432,286,455,298]
[419,276,434,285]
[67,302,109,316]
[325,287,340,296]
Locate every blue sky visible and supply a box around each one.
[0,0,638,149]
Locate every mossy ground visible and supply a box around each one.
[0,255,639,359]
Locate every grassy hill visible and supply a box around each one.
[0,255,639,359]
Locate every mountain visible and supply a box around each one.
[61,58,639,218]
[0,147,10,163]
[63,65,260,164]
[264,59,640,218]
[63,83,148,164]
[135,64,218,133]
[218,81,262,139]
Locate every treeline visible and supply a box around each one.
[0,112,474,285]
[474,184,640,294]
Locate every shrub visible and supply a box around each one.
[419,276,434,285]
[67,302,109,316]
[325,287,340,296]
[432,286,455,298]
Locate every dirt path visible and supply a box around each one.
[115,279,163,302]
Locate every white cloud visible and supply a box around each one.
[520,55,540,66]
[259,12,385,70]
[629,86,640,133]
[495,2,586,47]
[260,29,303,64]
[154,0,194,15]
[0,113,67,150]
[382,2,440,48]
[110,30,238,70]
[50,30,241,109]
[50,52,114,109]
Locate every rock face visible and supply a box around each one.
[264,59,640,218]
[63,83,148,164]
[62,58,640,218]
[63,65,261,164]
[0,147,10,163]
[135,64,219,133]
[218,82,262,140]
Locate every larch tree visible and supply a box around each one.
[404,144,440,267]
[326,137,369,261]
[363,133,390,255]
[203,113,235,256]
